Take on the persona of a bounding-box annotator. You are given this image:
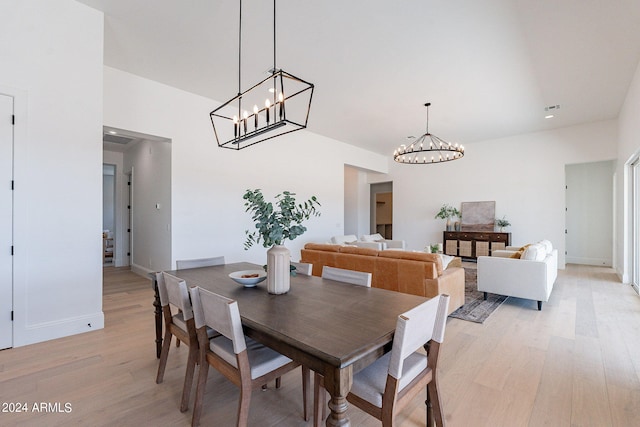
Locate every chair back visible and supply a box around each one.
[159,272,193,320]
[322,266,372,287]
[189,286,246,354]
[291,261,313,276]
[388,294,449,380]
[176,256,225,270]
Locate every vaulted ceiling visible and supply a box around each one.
[79,0,640,155]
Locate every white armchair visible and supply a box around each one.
[477,240,557,310]
[329,234,406,250]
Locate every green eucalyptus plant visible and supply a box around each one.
[495,216,511,230]
[434,204,460,220]
[243,189,321,250]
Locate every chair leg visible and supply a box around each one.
[537,300,542,311]
[237,386,252,427]
[156,331,173,384]
[180,343,198,412]
[313,372,326,427]
[191,359,210,427]
[427,379,444,427]
[483,291,488,301]
[302,366,310,421]
[276,377,282,389]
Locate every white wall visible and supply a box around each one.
[616,59,640,282]
[344,166,371,237]
[375,120,617,268]
[103,67,388,267]
[0,0,104,346]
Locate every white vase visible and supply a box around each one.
[266,244,290,295]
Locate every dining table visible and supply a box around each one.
[150,262,429,427]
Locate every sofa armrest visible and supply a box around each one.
[477,255,553,302]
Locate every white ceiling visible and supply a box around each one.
[81,0,640,155]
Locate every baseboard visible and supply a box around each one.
[565,256,612,267]
[131,263,155,278]
[14,311,105,347]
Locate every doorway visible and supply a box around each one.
[565,160,615,266]
[102,164,116,266]
[370,182,393,239]
[1,93,14,349]
[631,157,640,294]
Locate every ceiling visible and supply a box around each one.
[82,0,640,155]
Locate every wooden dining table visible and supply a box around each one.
[151,262,429,427]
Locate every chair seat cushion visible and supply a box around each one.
[210,336,292,379]
[350,351,427,408]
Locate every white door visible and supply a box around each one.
[0,94,14,349]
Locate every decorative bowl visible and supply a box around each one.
[229,270,266,287]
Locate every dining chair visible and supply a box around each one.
[346,294,450,427]
[189,286,309,427]
[291,261,313,276]
[313,265,373,425]
[321,265,372,287]
[176,256,225,270]
[155,271,199,412]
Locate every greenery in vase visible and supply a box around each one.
[429,244,439,253]
[495,216,511,229]
[434,204,460,220]
[243,189,321,250]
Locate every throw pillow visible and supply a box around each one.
[510,250,523,259]
[538,239,553,254]
[331,235,358,245]
[521,243,546,261]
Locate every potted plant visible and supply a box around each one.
[243,189,320,294]
[495,216,511,232]
[434,204,460,231]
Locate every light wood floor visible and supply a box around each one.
[0,264,638,426]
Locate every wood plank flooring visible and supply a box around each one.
[0,264,638,426]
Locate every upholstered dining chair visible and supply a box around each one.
[291,261,313,276]
[346,294,450,427]
[314,265,373,425]
[155,271,200,412]
[189,286,309,427]
[321,265,372,287]
[176,256,225,270]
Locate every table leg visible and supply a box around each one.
[323,366,352,427]
[153,280,163,358]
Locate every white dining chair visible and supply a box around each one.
[189,286,309,427]
[291,261,313,276]
[313,265,372,425]
[321,265,372,287]
[347,294,450,426]
[155,272,199,413]
[176,256,225,270]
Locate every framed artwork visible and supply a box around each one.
[461,201,495,231]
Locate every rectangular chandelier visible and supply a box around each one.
[211,69,314,150]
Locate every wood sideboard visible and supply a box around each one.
[443,231,511,260]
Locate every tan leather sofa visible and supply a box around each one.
[300,243,465,314]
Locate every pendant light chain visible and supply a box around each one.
[273,0,277,73]
[238,0,242,95]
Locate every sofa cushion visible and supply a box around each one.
[361,233,385,242]
[304,243,343,252]
[331,235,358,245]
[521,243,546,261]
[378,251,443,276]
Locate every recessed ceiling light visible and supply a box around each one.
[108,130,117,135]
[545,114,554,119]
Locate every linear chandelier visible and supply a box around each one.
[393,103,464,164]
[210,0,314,150]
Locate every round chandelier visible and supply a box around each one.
[393,103,464,164]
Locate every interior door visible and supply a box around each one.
[0,94,14,349]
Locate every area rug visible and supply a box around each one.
[448,263,508,323]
